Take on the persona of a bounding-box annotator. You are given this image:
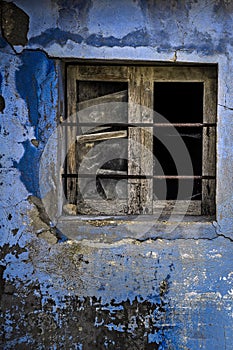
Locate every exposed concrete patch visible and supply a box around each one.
[0,279,171,349]
[1,1,29,47]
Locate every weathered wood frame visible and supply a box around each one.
[64,64,217,216]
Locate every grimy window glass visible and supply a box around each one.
[63,65,217,216]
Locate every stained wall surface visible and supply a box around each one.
[0,1,233,349]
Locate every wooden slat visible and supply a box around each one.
[202,126,216,176]
[97,169,127,176]
[202,179,216,215]
[74,65,129,80]
[153,123,215,127]
[128,179,153,215]
[153,175,214,179]
[56,60,66,216]
[203,78,217,124]
[66,66,78,204]
[78,98,128,126]
[128,66,142,123]
[128,127,153,214]
[77,130,127,143]
[78,90,127,110]
[76,199,127,215]
[202,74,216,215]
[128,67,153,214]
[153,200,201,215]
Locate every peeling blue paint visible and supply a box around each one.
[27,27,232,55]
[29,28,83,47]
[29,28,151,48]
[13,140,40,197]
[13,50,57,196]
[86,34,119,48]
[121,29,150,47]
[16,50,56,140]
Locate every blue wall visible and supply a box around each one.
[0,1,233,349]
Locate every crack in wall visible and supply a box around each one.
[28,196,66,244]
[218,103,233,111]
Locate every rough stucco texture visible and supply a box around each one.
[0,0,233,349]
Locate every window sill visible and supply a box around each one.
[56,214,217,242]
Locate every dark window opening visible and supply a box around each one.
[154,82,203,123]
[153,82,204,203]
[154,178,202,200]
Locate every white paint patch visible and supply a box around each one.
[145,251,158,259]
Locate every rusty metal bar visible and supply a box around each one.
[62,174,215,179]
[62,122,216,127]
[153,175,215,179]
[153,123,216,127]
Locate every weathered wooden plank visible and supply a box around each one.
[153,200,201,215]
[74,198,202,216]
[76,199,128,215]
[128,66,154,214]
[77,130,127,144]
[128,179,153,215]
[128,66,141,124]
[141,67,154,124]
[202,75,216,214]
[202,179,216,215]
[78,97,128,125]
[75,65,129,80]
[78,90,127,110]
[202,126,216,176]
[128,127,153,175]
[66,66,78,204]
[97,169,127,176]
[204,78,217,124]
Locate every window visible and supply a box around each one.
[62,64,217,217]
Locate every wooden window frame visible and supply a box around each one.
[61,64,217,217]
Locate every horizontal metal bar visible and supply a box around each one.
[62,173,147,179]
[153,123,216,127]
[61,122,216,127]
[153,175,215,179]
[62,122,151,127]
[62,174,215,180]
